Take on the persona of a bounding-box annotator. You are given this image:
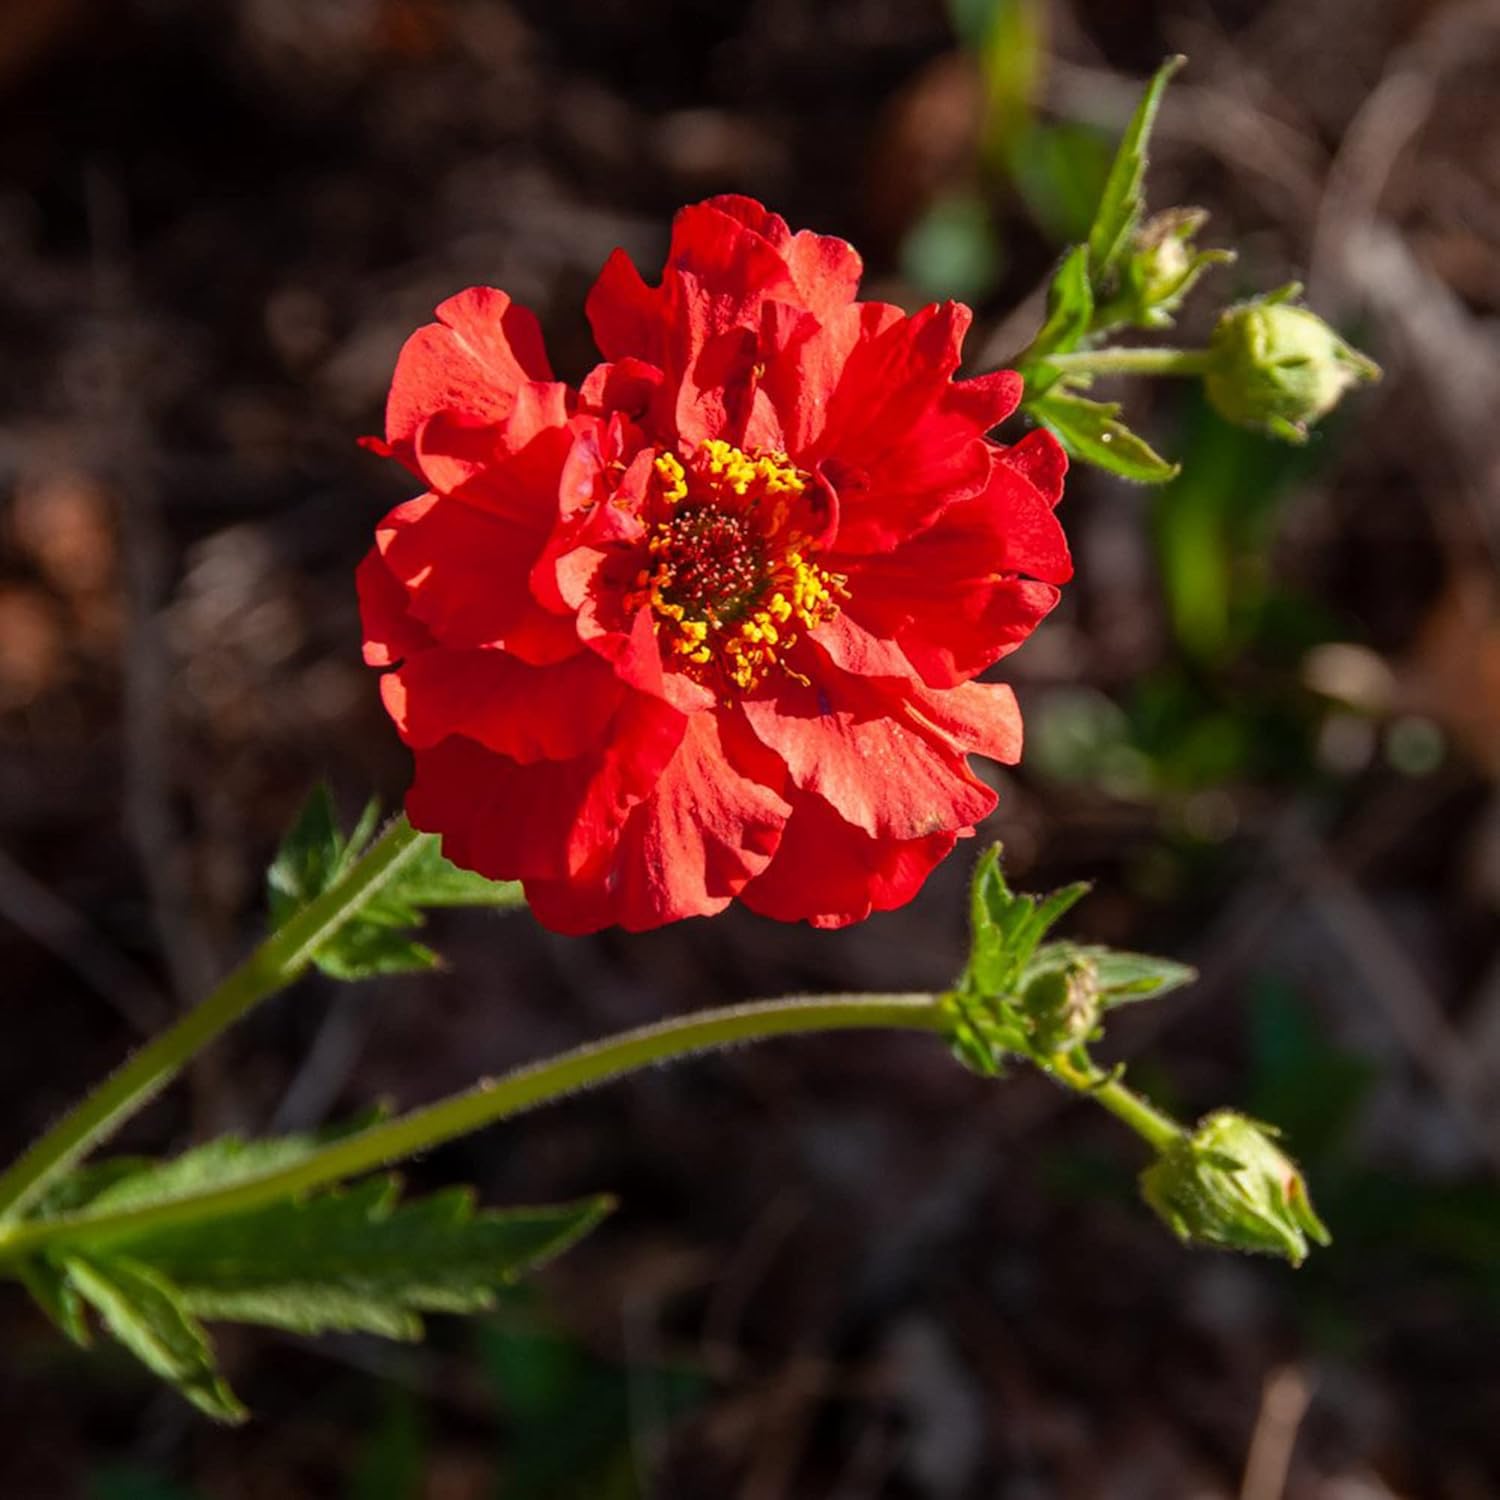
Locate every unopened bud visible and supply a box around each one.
[1123,208,1231,328]
[1021,958,1101,1054]
[1204,285,1380,442]
[1140,1110,1331,1265]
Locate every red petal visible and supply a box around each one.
[579,357,664,419]
[374,493,564,655]
[807,304,1019,552]
[906,678,1025,766]
[998,427,1068,508]
[357,545,436,668]
[841,455,1071,685]
[385,288,553,472]
[410,382,573,500]
[405,691,685,882]
[585,248,663,366]
[381,648,625,762]
[523,710,790,933]
[699,195,863,318]
[741,668,995,841]
[737,788,956,927]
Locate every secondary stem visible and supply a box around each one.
[1045,346,1213,378]
[1048,1052,1184,1154]
[0,994,945,1261]
[0,817,431,1223]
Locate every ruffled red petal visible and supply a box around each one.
[356,545,436,668]
[384,288,554,477]
[740,662,996,842]
[737,788,959,928]
[840,436,1071,686]
[373,493,561,656]
[380,648,625,762]
[522,711,790,933]
[405,689,685,883]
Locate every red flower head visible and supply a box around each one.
[359,196,1071,932]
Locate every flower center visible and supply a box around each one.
[627,440,846,692]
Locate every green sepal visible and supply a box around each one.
[1086,55,1184,288]
[1028,388,1180,484]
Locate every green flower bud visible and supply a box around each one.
[1122,208,1232,329]
[1020,957,1101,1054]
[1204,285,1380,442]
[1140,1110,1331,1265]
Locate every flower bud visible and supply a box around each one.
[1204,285,1380,442]
[1140,1110,1331,1265]
[1020,957,1100,1054]
[1122,208,1231,328]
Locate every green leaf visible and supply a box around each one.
[1024,942,1197,1007]
[32,1120,384,1219]
[1086,55,1184,287]
[1029,388,1180,483]
[1017,245,1093,378]
[267,785,524,981]
[19,1255,91,1345]
[266,783,345,925]
[962,845,1090,1000]
[64,1254,247,1423]
[97,1182,612,1341]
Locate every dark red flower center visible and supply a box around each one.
[626,440,846,692]
[654,507,766,625]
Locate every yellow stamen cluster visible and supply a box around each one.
[628,442,846,693]
[696,439,807,499]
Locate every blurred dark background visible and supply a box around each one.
[2,0,1498,1496]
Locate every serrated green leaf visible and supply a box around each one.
[266,784,344,929]
[1017,245,1093,380]
[267,786,524,982]
[382,837,524,910]
[1086,55,1184,286]
[28,1156,159,1219]
[64,1255,246,1423]
[1029,389,1180,483]
[31,1119,385,1220]
[1024,942,1196,1006]
[963,847,1091,1001]
[98,1183,612,1341]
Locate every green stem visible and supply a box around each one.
[0,817,430,1224]
[1046,1052,1184,1155]
[1044,346,1213,378]
[0,994,944,1262]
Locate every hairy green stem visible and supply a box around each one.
[1044,346,1213,378]
[0,994,945,1262]
[1047,1051,1184,1154]
[0,818,431,1223]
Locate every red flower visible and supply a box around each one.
[359,196,1071,932]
